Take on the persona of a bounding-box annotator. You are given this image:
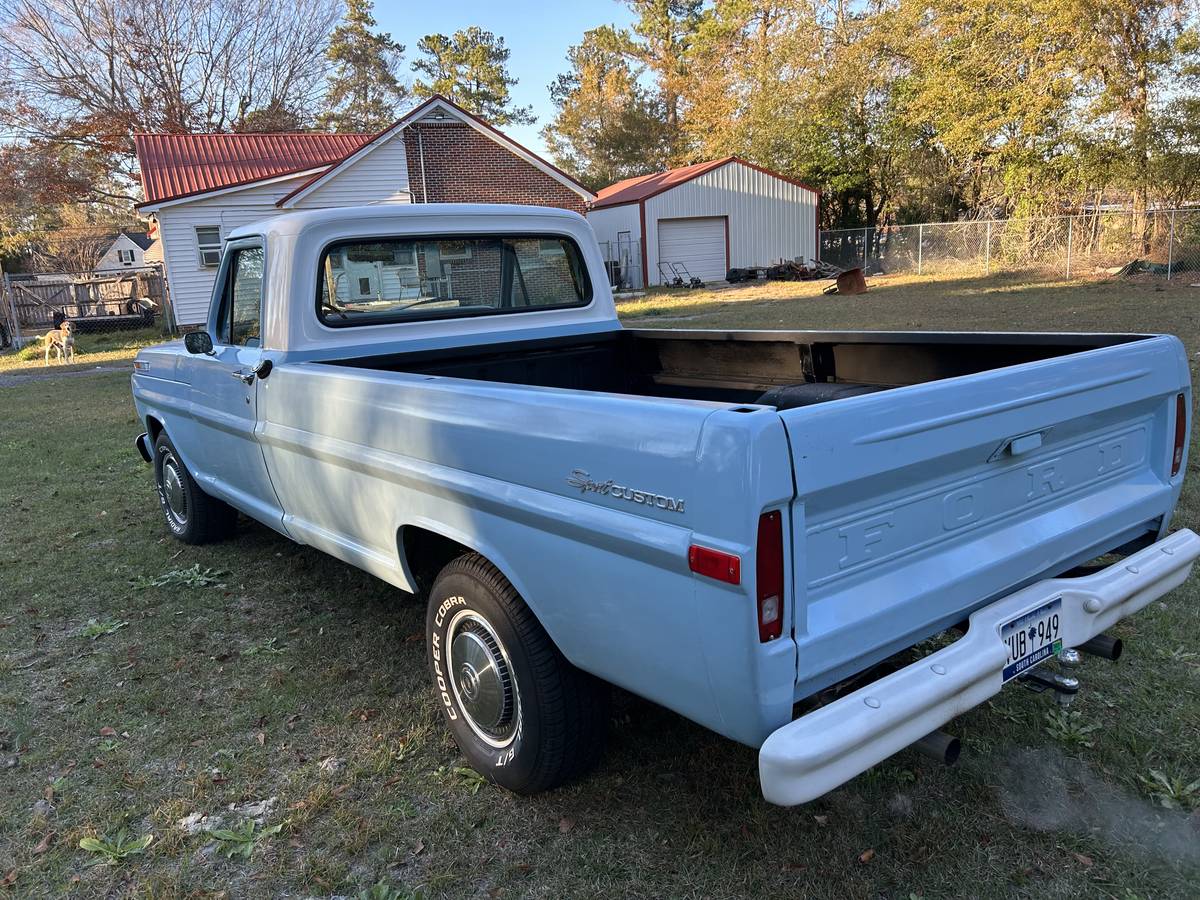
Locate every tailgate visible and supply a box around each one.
[780,335,1190,696]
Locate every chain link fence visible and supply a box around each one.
[819,209,1200,281]
[1,266,175,352]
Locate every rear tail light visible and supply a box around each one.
[1172,392,1188,477]
[756,510,785,642]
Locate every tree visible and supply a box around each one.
[890,0,1081,218]
[0,0,341,209]
[625,0,703,136]
[542,27,673,189]
[319,0,408,133]
[1069,0,1199,244]
[32,206,123,273]
[412,27,535,126]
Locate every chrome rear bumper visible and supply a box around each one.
[759,528,1200,806]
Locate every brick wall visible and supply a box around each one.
[403,123,588,215]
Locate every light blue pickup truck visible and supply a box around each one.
[131,204,1198,805]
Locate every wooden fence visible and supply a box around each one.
[2,267,173,341]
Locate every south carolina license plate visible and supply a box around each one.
[1001,598,1063,682]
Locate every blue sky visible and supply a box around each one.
[374,1,637,157]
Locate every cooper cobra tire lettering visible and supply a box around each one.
[430,633,457,720]
[434,595,465,627]
[425,553,609,794]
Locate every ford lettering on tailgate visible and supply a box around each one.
[805,423,1149,587]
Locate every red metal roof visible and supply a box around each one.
[591,158,737,209]
[134,132,374,206]
[591,156,818,209]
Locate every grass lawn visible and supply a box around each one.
[0,328,167,378]
[1,272,1199,898]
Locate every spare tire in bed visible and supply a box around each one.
[757,382,889,410]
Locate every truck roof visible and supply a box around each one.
[227,203,587,241]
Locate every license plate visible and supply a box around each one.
[1001,598,1063,682]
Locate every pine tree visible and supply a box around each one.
[412,27,535,126]
[542,26,672,190]
[319,0,408,133]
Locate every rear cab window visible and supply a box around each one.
[316,234,592,327]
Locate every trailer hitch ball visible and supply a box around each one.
[1053,674,1080,708]
[1057,648,1082,669]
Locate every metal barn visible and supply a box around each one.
[587,157,820,289]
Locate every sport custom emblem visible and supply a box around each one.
[566,469,686,514]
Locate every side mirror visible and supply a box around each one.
[184,331,214,355]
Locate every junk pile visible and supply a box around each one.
[726,259,868,295]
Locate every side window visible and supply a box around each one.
[196,226,222,267]
[217,246,264,347]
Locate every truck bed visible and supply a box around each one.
[326,328,1146,406]
[320,328,1185,704]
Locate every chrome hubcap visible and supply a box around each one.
[161,454,187,527]
[447,611,518,747]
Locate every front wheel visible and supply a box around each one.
[426,553,609,794]
[152,432,237,544]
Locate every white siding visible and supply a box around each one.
[156,176,311,326]
[586,203,641,247]
[292,136,411,208]
[97,234,145,271]
[643,160,817,284]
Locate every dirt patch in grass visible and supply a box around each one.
[2,274,1199,897]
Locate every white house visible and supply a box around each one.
[134,95,594,328]
[97,231,158,271]
[587,157,820,288]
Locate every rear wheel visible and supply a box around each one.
[152,432,237,544]
[426,553,609,794]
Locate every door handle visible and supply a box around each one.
[230,370,255,385]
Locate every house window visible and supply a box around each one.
[196,226,222,267]
[118,248,135,265]
[358,276,372,296]
[438,240,472,261]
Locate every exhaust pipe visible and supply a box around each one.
[1078,633,1123,662]
[912,730,960,766]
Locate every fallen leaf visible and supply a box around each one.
[255,731,266,747]
[413,840,425,855]
[813,815,828,826]
[558,817,575,833]
[1,870,16,887]
[859,849,876,864]
[1072,852,1094,868]
[33,832,55,855]
[98,727,116,737]
[404,632,423,643]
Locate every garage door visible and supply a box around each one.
[657,217,727,284]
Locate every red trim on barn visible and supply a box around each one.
[639,200,649,288]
